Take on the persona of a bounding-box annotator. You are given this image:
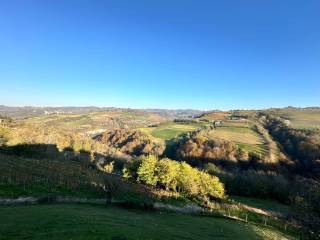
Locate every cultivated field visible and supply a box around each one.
[23,109,166,135]
[202,120,268,158]
[140,119,269,158]
[139,121,208,140]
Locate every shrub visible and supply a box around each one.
[103,161,114,173]
[204,163,221,175]
[122,159,141,180]
[176,162,201,196]
[198,171,225,199]
[156,158,180,191]
[137,155,158,186]
[123,155,225,201]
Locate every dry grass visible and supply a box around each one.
[201,111,230,120]
[208,126,263,145]
[268,109,320,129]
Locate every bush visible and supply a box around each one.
[176,162,201,196]
[156,158,180,191]
[137,155,158,186]
[123,155,225,201]
[204,163,221,175]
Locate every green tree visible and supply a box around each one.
[137,155,158,186]
[198,171,225,199]
[156,158,180,191]
[176,162,200,196]
[122,159,142,180]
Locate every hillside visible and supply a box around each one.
[21,109,167,136]
[265,107,320,129]
[0,204,297,240]
[1,107,320,239]
[0,106,204,121]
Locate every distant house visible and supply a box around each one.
[213,120,222,127]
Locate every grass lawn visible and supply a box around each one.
[140,122,207,140]
[0,204,297,240]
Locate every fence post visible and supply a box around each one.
[284,223,287,231]
[245,214,248,222]
[264,218,267,226]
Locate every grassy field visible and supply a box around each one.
[206,121,268,157]
[140,120,269,157]
[140,121,208,140]
[0,204,297,240]
[268,108,320,129]
[200,111,230,120]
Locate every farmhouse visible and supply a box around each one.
[213,120,222,127]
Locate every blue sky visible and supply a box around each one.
[0,0,319,110]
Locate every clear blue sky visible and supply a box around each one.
[0,0,319,110]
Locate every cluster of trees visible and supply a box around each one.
[6,124,108,153]
[262,115,320,175]
[174,129,249,166]
[219,167,320,232]
[173,119,199,124]
[0,115,13,125]
[123,155,225,201]
[0,123,119,163]
[221,169,290,202]
[95,129,165,156]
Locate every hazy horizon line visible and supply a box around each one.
[1,104,320,112]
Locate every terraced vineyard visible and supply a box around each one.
[0,153,105,198]
[209,121,269,159]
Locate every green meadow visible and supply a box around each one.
[0,204,297,240]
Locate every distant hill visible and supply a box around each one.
[143,109,205,119]
[0,105,115,118]
[0,106,205,120]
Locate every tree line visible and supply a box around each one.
[261,114,320,177]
